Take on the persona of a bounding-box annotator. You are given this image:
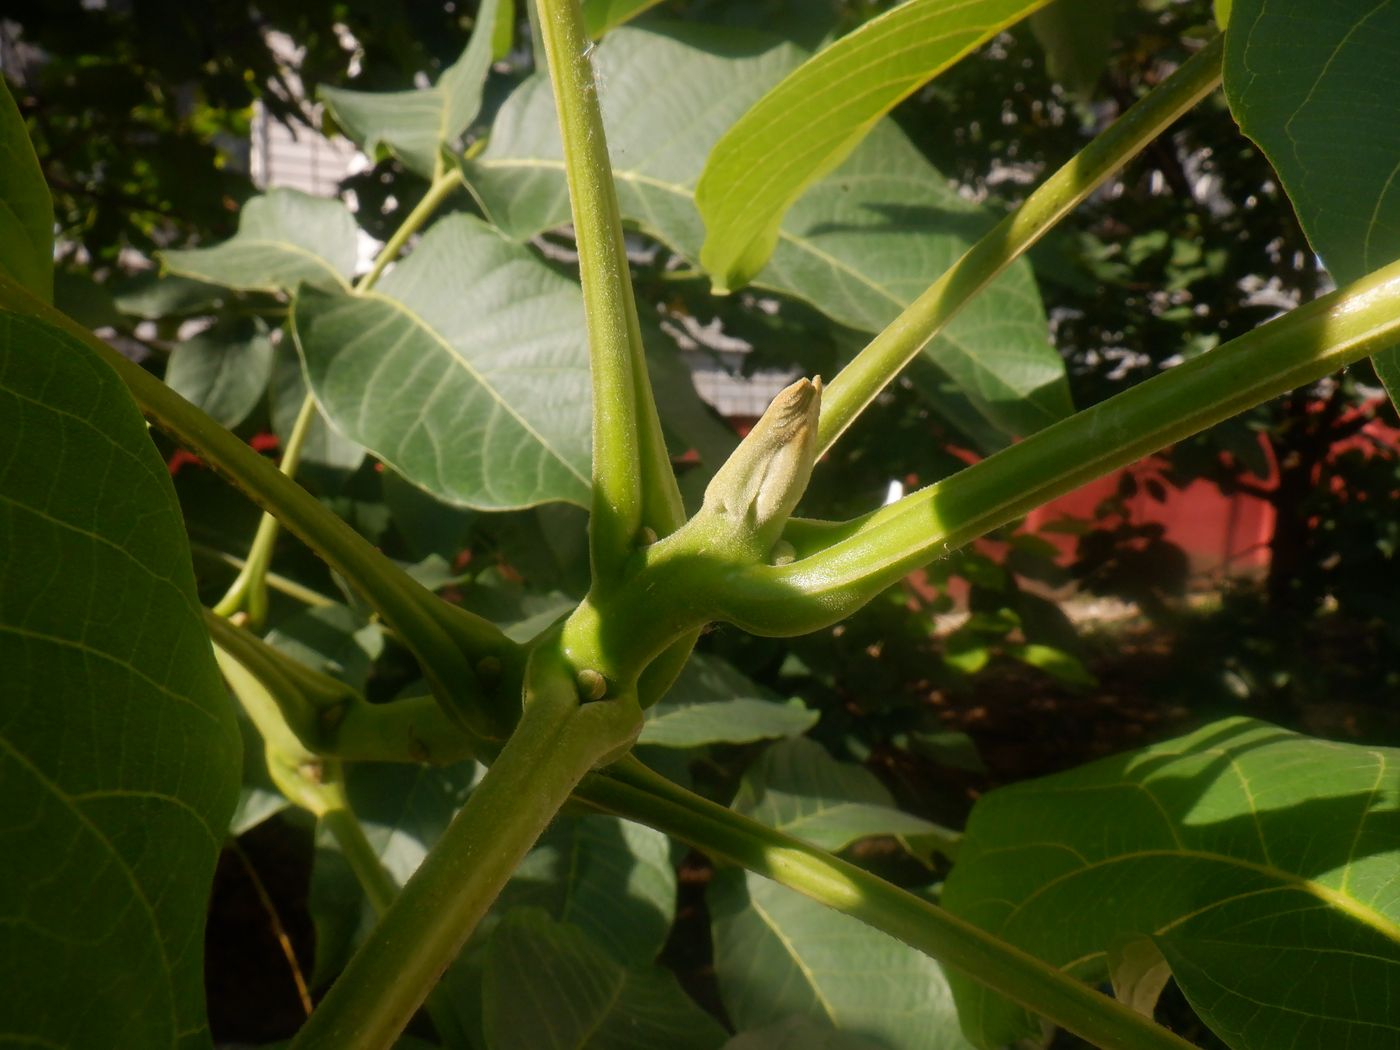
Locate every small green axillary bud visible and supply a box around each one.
[575,668,608,700]
[475,655,503,682]
[699,376,822,558]
[637,526,659,547]
[769,540,797,566]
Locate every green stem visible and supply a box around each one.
[723,255,1400,634]
[818,35,1224,455]
[192,543,335,607]
[212,391,318,626]
[290,654,642,1050]
[355,168,465,293]
[534,0,683,588]
[581,760,1197,1050]
[0,274,512,730]
[205,610,476,766]
[320,805,473,1048]
[215,627,469,1045]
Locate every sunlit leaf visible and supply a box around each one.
[641,653,818,748]
[695,0,1051,290]
[942,717,1400,1049]
[735,737,944,851]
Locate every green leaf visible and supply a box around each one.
[941,717,1400,1049]
[695,0,1051,290]
[113,272,227,320]
[290,214,593,510]
[640,652,818,748]
[722,1017,885,1050]
[164,319,276,428]
[1223,1,1400,406]
[0,78,53,302]
[710,870,971,1050]
[482,910,727,1050]
[496,814,677,965]
[270,345,366,473]
[161,189,359,294]
[0,311,240,1049]
[1029,0,1115,98]
[319,0,503,177]
[582,0,666,36]
[464,25,1068,438]
[264,603,384,693]
[734,737,944,852]
[383,468,478,560]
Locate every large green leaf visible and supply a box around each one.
[941,717,1400,1049]
[482,910,727,1050]
[161,189,359,294]
[320,0,502,177]
[734,737,944,851]
[464,25,1069,438]
[164,319,275,428]
[1223,0,1400,405]
[290,214,593,509]
[695,0,1051,290]
[641,652,818,748]
[0,79,53,302]
[0,312,241,1049]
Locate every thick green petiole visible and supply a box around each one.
[289,640,643,1050]
[720,256,1400,634]
[534,0,684,588]
[582,759,1199,1050]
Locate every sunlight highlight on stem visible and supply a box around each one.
[729,255,1400,634]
